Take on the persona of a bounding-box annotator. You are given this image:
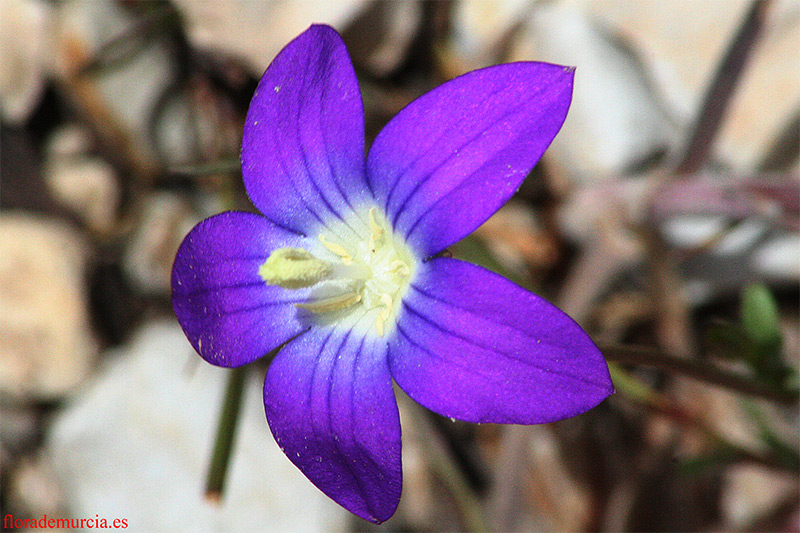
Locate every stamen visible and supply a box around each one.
[389,260,410,278]
[319,234,352,264]
[375,293,394,337]
[368,207,384,251]
[296,292,362,314]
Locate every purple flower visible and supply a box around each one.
[172,24,612,524]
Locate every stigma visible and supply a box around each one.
[259,207,416,337]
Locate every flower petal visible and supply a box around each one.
[264,327,402,524]
[367,62,573,258]
[389,258,612,424]
[241,24,368,238]
[172,212,311,367]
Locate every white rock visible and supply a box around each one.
[581,0,752,123]
[662,215,728,249]
[508,3,677,181]
[712,219,768,257]
[55,0,179,174]
[753,235,800,281]
[0,0,53,124]
[586,0,800,169]
[6,455,67,519]
[47,320,348,532]
[451,0,531,69]
[715,2,800,168]
[173,0,368,75]
[0,213,96,399]
[45,124,120,234]
[721,465,797,527]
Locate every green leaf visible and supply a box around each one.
[741,283,782,348]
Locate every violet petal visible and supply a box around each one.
[367,62,573,258]
[241,24,368,238]
[172,212,310,367]
[389,258,613,424]
[264,327,402,524]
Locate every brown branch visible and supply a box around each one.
[674,0,772,175]
[602,343,798,405]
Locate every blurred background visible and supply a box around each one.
[1,0,798,531]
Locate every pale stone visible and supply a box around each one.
[45,124,120,234]
[509,3,677,181]
[0,213,96,399]
[173,0,367,75]
[721,465,798,527]
[579,0,752,122]
[662,215,729,248]
[451,0,531,69]
[584,0,800,169]
[0,0,53,124]
[752,235,800,281]
[55,0,179,175]
[6,456,67,520]
[713,2,800,168]
[47,320,348,531]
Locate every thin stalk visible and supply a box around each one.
[674,0,771,175]
[608,363,795,473]
[603,344,798,405]
[205,365,248,502]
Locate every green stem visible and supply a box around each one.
[205,365,248,502]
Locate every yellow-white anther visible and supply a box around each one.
[368,207,384,251]
[259,248,332,289]
[319,234,352,264]
[390,260,410,278]
[296,292,362,314]
[375,293,394,337]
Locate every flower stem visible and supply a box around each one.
[205,365,247,502]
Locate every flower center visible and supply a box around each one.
[259,207,416,336]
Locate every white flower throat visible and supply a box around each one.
[259,207,416,336]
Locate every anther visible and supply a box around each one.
[296,292,362,314]
[375,293,394,337]
[319,234,352,264]
[368,207,384,251]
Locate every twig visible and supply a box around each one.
[608,364,796,473]
[674,0,772,175]
[642,227,695,358]
[603,344,798,405]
